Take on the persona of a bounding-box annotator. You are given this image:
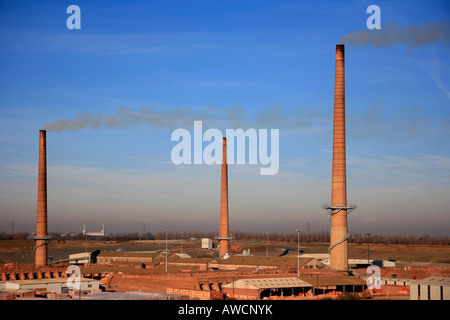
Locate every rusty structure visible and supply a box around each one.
[324,45,355,272]
[33,130,51,267]
[218,137,230,258]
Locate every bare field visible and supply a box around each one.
[347,243,450,265]
[236,241,450,265]
[0,239,187,264]
[1,239,449,266]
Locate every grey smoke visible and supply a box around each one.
[347,103,434,141]
[340,20,450,48]
[43,106,213,132]
[42,103,442,142]
[42,105,329,132]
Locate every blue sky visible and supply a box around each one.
[0,0,449,236]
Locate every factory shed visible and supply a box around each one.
[97,251,163,265]
[223,277,313,300]
[212,256,324,271]
[0,278,100,297]
[299,274,367,294]
[149,257,218,273]
[410,276,450,300]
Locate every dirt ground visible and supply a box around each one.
[232,241,450,266]
[0,239,187,264]
[1,239,449,266]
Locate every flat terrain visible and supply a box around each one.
[232,241,450,266]
[0,239,186,264]
[1,239,449,267]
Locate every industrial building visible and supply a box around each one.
[201,238,213,250]
[222,274,367,300]
[223,277,314,300]
[300,254,395,268]
[14,45,446,303]
[410,276,450,300]
[299,273,367,295]
[211,256,325,272]
[0,278,100,298]
[97,251,163,265]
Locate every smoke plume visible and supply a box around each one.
[42,105,329,132]
[340,20,449,48]
[43,107,203,132]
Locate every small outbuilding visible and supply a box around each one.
[201,238,213,250]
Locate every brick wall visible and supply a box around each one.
[167,288,223,300]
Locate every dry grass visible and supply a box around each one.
[347,243,450,263]
[239,241,450,263]
[1,239,449,265]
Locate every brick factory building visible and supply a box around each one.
[223,277,314,300]
[97,251,163,266]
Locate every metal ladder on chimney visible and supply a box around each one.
[32,234,52,250]
[328,231,350,254]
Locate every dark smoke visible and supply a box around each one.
[340,21,450,48]
[43,107,211,132]
[42,105,329,132]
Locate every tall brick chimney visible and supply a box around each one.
[34,130,49,266]
[219,137,229,258]
[328,44,354,271]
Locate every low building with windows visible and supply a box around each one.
[0,278,100,297]
[97,251,163,265]
[211,256,325,272]
[223,277,314,299]
[410,276,450,300]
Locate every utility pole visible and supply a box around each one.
[296,229,301,278]
[165,230,169,273]
[180,231,184,254]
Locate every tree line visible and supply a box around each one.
[1,230,448,245]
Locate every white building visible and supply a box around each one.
[299,254,396,268]
[201,238,213,250]
[0,278,100,295]
[410,276,450,300]
[300,253,330,265]
[69,252,91,264]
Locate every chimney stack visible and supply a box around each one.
[34,130,49,267]
[328,44,354,271]
[219,137,229,258]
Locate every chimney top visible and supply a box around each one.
[336,44,344,59]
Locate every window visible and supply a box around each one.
[440,286,443,301]
[427,285,431,300]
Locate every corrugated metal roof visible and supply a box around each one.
[98,251,162,257]
[299,275,367,286]
[223,277,313,290]
[217,256,314,268]
[150,257,216,265]
[80,291,188,300]
[300,254,330,259]
[410,276,450,286]
[1,278,96,285]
